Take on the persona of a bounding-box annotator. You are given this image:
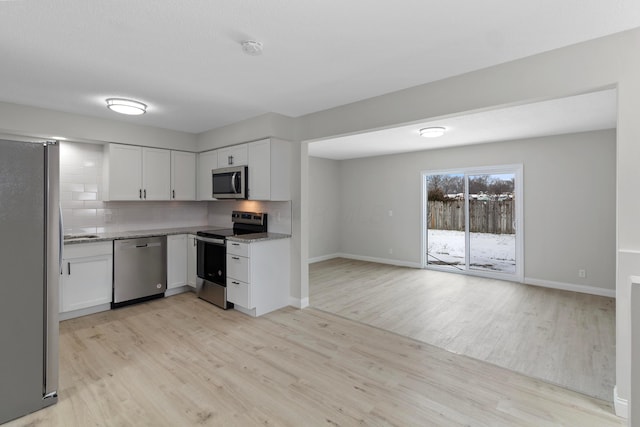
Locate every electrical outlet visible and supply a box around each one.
[388,210,393,217]
[578,269,586,278]
[388,248,393,255]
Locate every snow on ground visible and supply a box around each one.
[427,229,516,273]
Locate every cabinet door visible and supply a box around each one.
[187,234,197,288]
[217,145,248,168]
[60,255,112,312]
[167,234,187,289]
[171,151,196,200]
[142,147,171,200]
[197,150,218,200]
[247,139,271,200]
[106,144,143,200]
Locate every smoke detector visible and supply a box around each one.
[241,40,263,56]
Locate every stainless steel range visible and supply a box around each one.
[196,211,267,308]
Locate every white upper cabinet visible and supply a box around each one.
[247,139,291,201]
[171,151,196,200]
[104,143,195,201]
[103,144,143,200]
[197,150,217,200]
[142,147,171,200]
[217,144,248,168]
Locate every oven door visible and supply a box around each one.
[196,236,226,286]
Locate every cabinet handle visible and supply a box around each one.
[231,243,239,246]
[67,262,71,275]
[139,189,142,199]
[231,256,240,260]
[172,189,175,199]
[228,155,233,165]
[193,238,197,247]
[144,189,147,199]
[232,281,240,285]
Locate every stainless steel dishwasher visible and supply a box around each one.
[112,236,167,308]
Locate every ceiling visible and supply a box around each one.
[308,89,618,160]
[0,1,638,135]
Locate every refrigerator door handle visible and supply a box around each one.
[43,141,59,401]
[59,205,63,274]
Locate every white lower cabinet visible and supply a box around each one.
[60,241,113,320]
[187,234,197,288]
[167,234,189,294]
[226,238,290,317]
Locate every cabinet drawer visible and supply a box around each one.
[227,241,249,257]
[64,241,112,258]
[226,254,249,283]
[227,278,251,308]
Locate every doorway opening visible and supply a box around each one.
[422,165,523,282]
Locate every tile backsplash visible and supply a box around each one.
[60,141,292,235]
[60,141,208,234]
[207,200,292,234]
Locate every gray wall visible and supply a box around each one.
[310,130,616,292]
[308,157,341,260]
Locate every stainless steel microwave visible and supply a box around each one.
[212,166,248,199]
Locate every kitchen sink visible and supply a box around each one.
[63,234,100,241]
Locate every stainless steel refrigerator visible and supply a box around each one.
[0,139,59,424]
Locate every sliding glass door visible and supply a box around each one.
[424,166,523,281]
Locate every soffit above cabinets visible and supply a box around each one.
[308,89,617,160]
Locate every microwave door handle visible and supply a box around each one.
[231,172,239,194]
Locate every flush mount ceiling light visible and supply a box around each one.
[241,40,263,56]
[106,98,147,115]
[419,126,446,138]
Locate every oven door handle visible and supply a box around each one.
[195,235,226,246]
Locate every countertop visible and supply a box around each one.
[63,226,291,245]
[227,232,291,243]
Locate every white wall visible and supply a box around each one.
[316,130,615,293]
[308,157,341,260]
[196,113,299,151]
[0,102,197,151]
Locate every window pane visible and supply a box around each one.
[468,173,516,273]
[426,174,465,269]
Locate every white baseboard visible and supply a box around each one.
[524,277,615,298]
[289,297,309,309]
[614,385,628,418]
[308,253,421,268]
[308,253,341,264]
[336,253,422,268]
[59,303,111,321]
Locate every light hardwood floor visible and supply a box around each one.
[309,258,616,402]
[5,292,623,426]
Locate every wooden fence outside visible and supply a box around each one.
[428,200,515,234]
